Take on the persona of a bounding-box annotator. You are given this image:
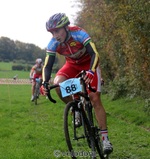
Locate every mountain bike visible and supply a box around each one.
[46,70,109,159]
[34,78,41,105]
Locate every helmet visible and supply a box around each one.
[36,58,42,64]
[46,13,70,32]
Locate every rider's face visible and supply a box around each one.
[51,27,67,43]
[36,63,41,67]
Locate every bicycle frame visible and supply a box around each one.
[73,102,96,152]
[34,78,41,105]
[46,70,107,159]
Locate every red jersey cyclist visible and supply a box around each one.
[30,58,43,101]
[42,13,113,154]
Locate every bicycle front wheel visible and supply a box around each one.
[64,101,96,159]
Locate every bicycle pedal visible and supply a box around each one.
[75,121,82,127]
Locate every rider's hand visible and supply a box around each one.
[29,76,33,83]
[40,85,45,95]
[84,70,94,84]
[41,82,49,95]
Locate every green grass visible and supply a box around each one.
[0,62,149,159]
[0,62,30,78]
[102,95,150,130]
[0,62,56,79]
[0,70,30,78]
[0,84,66,159]
[0,62,13,70]
[0,84,149,159]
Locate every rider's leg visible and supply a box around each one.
[53,75,72,104]
[89,92,107,130]
[90,92,113,154]
[31,81,35,101]
[32,82,36,95]
[54,75,82,127]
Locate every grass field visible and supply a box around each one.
[0,62,14,71]
[0,84,66,159]
[0,62,149,159]
[0,84,149,159]
[0,62,30,78]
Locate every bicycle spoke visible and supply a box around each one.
[47,71,110,159]
[64,102,97,159]
[34,82,40,105]
[92,112,106,159]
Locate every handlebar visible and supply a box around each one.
[46,70,96,103]
[47,84,59,103]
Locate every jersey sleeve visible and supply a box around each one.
[46,38,59,56]
[72,27,91,46]
[85,42,100,73]
[31,65,36,71]
[71,27,99,72]
[42,55,55,82]
[42,38,58,82]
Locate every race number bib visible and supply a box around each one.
[60,78,81,97]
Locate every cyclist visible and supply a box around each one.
[30,58,43,101]
[42,13,113,154]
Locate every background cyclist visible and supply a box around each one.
[30,58,43,101]
[42,13,113,154]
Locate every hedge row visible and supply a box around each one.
[12,65,32,71]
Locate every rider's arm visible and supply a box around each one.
[42,53,55,82]
[30,66,35,78]
[85,41,99,73]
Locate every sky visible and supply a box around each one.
[0,0,79,49]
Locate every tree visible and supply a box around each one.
[0,37,45,62]
[74,0,150,98]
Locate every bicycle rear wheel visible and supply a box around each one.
[34,83,39,105]
[91,111,108,159]
[94,128,106,159]
[64,101,96,159]
[34,92,37,105]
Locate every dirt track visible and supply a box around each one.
[0,78,31,85]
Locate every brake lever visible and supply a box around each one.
[88,84,96,93]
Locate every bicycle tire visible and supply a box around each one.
[95,128,106,159]
[91,109,108,159]
[34,83,39,105]
[64,101,97,159]
[84,101,108,159]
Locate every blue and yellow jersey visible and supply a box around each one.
[43,26,99,81]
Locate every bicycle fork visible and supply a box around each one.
[73,102,96,150]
